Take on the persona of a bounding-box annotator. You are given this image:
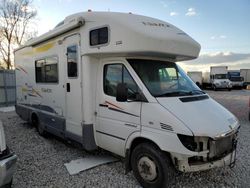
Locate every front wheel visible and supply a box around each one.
[212,84,217,91]
[131,143,175,188]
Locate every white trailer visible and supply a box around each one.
[15,12,239,187]
[240,69,250,88]
[210,66,232,91]
[187,71,202,88]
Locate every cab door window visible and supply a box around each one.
[104,64,139,100]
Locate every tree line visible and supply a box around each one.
[0,0,37,69]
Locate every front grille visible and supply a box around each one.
[208,135,234,160]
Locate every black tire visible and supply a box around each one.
[2,179,12,188]
[213,85,217,91]
[32,114,47,137]
[228,88,231,91]
[131,143,175,188]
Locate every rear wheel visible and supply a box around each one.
[2,179,12,188]
[31,114,47,137]
[131,143,175,188]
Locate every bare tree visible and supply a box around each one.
[0,0,37,69]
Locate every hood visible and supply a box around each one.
[157,95,239,138]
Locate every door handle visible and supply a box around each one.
[67,83,70,92]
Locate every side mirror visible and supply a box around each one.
[116,83,128,102]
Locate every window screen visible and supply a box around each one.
[90,27,108,46]
[67,45,78,77]
[35,56,58,83]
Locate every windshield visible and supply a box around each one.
[128,59,203,97]
[214,74,228,79]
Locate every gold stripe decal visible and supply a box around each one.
[21,41,56,56]
[34,42,55,53]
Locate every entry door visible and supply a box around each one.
[64,35,82,137]
[96,61,141,156]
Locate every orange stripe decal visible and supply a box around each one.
[105,101,123,110]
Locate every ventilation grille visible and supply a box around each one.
[179,95,209,103]
[160,123,173,131]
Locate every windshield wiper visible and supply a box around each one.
[155,90,206,97]
[189,90,206,95]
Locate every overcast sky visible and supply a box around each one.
[33,0,250,71]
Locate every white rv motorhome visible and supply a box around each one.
[15,12,239,187]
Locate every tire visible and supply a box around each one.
[2,179,12,188]
[131,143,175,188]
[32,114,47,137]
[228,88,231,91]
[213,85,217,91]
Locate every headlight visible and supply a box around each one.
[177,134,197,151]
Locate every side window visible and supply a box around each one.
[90,27,108,46]
[104,64,122,97]
[35,56,58,83]
[104,64,139,100]
[35,59,46,82]
[67,45,78,77]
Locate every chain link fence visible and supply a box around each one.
[0,70,16,107]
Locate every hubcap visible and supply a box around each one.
[138,156,157,181]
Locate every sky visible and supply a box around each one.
[32,0,250,72]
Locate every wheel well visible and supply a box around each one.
[130,137,160,152]
[126,137,162,173]
[30,112,39,126]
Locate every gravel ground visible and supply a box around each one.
[0,89,249,188]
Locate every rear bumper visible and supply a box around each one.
[0,153,17,186]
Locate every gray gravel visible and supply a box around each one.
[0,89,249,187]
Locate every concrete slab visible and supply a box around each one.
[64,155,119,175]
[0,106,15,112]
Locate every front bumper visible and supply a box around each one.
[215,84,232,89]
[176,149,236,172]
[0,153,17,186]
[174,130,238,172]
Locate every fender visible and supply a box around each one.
[126,128,197,156]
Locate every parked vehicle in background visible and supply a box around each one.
[209,66,232,91]
[14,11,239,187]
[187,71,202,88]
[227,70,243,89]
[0,121,17,188]
[240,69,250,89]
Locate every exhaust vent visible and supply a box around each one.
[160,123,173,131]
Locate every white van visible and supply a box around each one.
[0,121,17,188]
[14,12,239,187]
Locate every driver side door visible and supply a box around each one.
[95,61,141,156]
